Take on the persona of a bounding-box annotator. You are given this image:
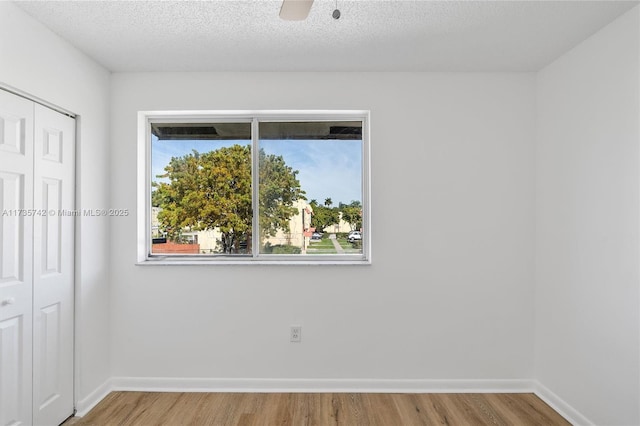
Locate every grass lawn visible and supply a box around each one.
[306,237,337,254]
[337,237,362,254]
[306,236,362,254]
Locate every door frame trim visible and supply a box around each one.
[0,83,76,118]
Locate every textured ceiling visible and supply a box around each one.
[13,0,639,72]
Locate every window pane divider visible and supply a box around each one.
[251,117,260,258]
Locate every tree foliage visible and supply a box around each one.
[307,199,363,233]
[308,199,340,232]
[258,150,306,239]
[152,145,304,253]
[340,200,363,231]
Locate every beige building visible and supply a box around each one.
[154,199,352,254]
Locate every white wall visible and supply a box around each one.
[110,72,536,385]
[4,1,638,421]
[535,7,640,426]
[2,0,638,421]
[0,2,112,408]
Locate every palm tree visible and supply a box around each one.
[324,197,333,207]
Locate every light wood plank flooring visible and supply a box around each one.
[65,392,570,425]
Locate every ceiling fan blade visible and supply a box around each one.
[279,0,314,21]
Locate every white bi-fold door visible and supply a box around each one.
[0,89,75,426]
[0,89,34,426]
[32,101,75,426]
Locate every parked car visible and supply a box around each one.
[347,231,362,242]
[311,232,322,241]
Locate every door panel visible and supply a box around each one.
[0,173,26,283]
[0,316,28,426]
[0,90,33,426]
[32,104,74,426]
[41,178,62,275]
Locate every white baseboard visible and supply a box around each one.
[110,377,534,394]
[533,381,593,426]
[75,378,113,417]
[80,377,591,423]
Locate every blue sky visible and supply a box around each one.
[152,136,362,205]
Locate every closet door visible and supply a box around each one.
[32,104,75,426]
[0,91,34,426]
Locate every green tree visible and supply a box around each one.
[324,197,333,207]
[151,185,163,208]
[258,149,306,241]
[310,204,340,232]
[153,145,304,253]
[340,200,363,231]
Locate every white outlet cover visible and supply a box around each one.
[290,326,301,342]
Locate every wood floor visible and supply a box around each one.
[67,391,571,426]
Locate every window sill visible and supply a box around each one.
[136,255,371,266]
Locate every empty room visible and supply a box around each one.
[0,0,639,425]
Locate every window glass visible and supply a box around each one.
[151,122,252,255]
[258,121,363,255]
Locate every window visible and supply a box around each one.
[137,111,370,264]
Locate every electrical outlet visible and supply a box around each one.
[290,326,301,343]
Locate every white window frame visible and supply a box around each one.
[137,110,371,265]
